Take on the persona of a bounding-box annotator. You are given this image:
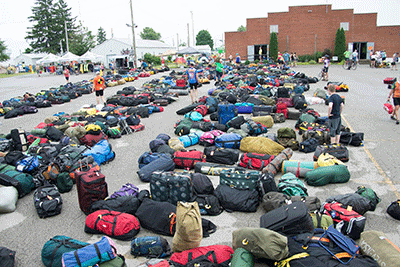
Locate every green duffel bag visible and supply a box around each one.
[231,248,254,267]
[98,255,127,267]
[240,136,285,156]
[232,227,289,261]
[56,172,73,193]
[95,121,109,133]
[310,211,334,228]
[277,127,296,139]
[304,164,350,186]
[277,173,308,197]
[355,185,380,211]
[174,118,193,136]
[227,128,249,138]
[30,128,47,137]
[220,169,260,190]
[0,169,35,198]
[359,230,400,267]
[41,235,89,267]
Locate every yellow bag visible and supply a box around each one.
[172,202,202,252]
[168,138,185,151]
[240,136,285,156]
[85,124,102,134]
[251,115,274,128]
[317,153,344,167]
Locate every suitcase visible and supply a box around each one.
[217,103,237,125]
[153,99,169,106]
[252,105,275,116]
[219,169,259,190]
[260,201,314,235]
[150,171,194,204]
[203,146,239,165]
[313,144,349,162]
[76,168,108,214]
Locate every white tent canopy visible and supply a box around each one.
[79,51,104,62]
[59,51,80,62]
[36,53,61,64]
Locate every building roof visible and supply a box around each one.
[110,38,173,48]
[17,53,49,59]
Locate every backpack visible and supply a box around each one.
[41,235,89,267]
[172,202,203,252]
[84,210,140,240]
[299,138,319,153]
[278,173,308,197]
[62,236,117,267]
[131,236,172,258]
[82,139,115,165]
[195,194,223,216]
[33,184,62,218]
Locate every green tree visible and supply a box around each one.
[69,22,96,56]
[0,40,10,62]
[24,47,33,54]
[334,28,346,62]
[196,30,214,50]
[97,27,107,45]
[140,27,161,40]
[237,25,246,32]
[269,32,278,61]
[179,42,186,47]
[26,0,77,54]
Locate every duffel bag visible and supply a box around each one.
[0,186,18,213]
[84,210,140,241]
[299,138,319,153]
[135,198,177,236]
[173,150,205,170]
[138,152,169,169]
[305,164,350,186]
[355,186,380,211]
[176,103,199,115]
[359,231,400,267]
[82,139,115,165]
[90,195,140,215]
[194,162,247,176]
[33,184,62,218]
[322,202,366,240]
[313,144,349,162]
[174,118,193,136]
[251,115,274,128]
[191,173,214,195]
[240,136,285,156]
[214,184,259,212]
[204,146,239,165]
[226,116,246,129]
[215,133,242,149]
[260,201,314,235]
[232,227,289,261]
[238,153,274,170]
[0,170,35,198]
[317,153,344,167]
[150,171,194,204]
[326,193,372,215]
[219,169,259,190]
[339,132,364,146]
[199,130,224,147]
[131,236,172,258]
[79,132,108,147]
[62,236,117,267]
[262,148,293,175]
[168,137,185,151]
[184,111,203,122]
[169,245,234,267]
[387,199,400,220]
[137,155,175,182]
[281,160,318,178]
[302,130,330,145]
[235,103,254,114]
[41,235,89,267]
[195,194,223,216]
[179,133,200,147]
[230,248,254,267]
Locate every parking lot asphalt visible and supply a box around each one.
[0,64,400,266]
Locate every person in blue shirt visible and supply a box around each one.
[283,52,290,67]
[186,62,199,103]
[235,53,241,65]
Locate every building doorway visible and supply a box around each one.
[352,42,367,59]
[254,45,268,61]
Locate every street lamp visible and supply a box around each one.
[128,0,137,68]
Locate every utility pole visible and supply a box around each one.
[191,11,194,46]
[129,0,137,67]
[187,23,190,47]
[64,21,69,52]
[60,40,63,54]
[177,33,179,50]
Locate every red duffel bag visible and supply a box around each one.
[79,132,108,147]
[173,150,206,170]
[238,153,275,170]
[169,245,234,266]
[84,209,140,241]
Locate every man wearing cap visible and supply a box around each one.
[93,71,106,105]
[186,62,199,103]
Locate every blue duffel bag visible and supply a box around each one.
[235,103,254,114]
[83,139,115,166]
[179,133,200,148]
[138,152,167,169]
[137,155,175,182]
[217,103,237,125]
[214,133,242,149]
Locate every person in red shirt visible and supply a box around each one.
[63,67,70,82]
[93,71,106,105]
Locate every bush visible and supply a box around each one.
[254,59,259,64]
[323,49,333,58]
[167,55,172,62]
[244,60,250,65]
[144,53,161,66]
[298,54,313,62]
[309,60,317,64]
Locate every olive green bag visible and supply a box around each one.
[310,211,334,229]
[232,227,289,261]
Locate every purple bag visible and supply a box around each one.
[109,183,139,198]
[199,130,225,146]
[277,98,294,108]
[235,103,254,114]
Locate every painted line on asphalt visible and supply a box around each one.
[342,114,400,198]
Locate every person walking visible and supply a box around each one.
[93,71,106,105]
[391,52,398,71]
[186,62,199,104]
[35,65,41,77]
[388,79,400,124]
[322,55,330,81]
[215,58,224,84]
[63,67,70,82]
[327,84,344,143]
[235,53,241,66]
[258,47,263,61]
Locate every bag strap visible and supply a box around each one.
[169,212,176,235]
[276,252,309,267]
[74,250,82,267]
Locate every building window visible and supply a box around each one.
[270,25,278,33]
[340,22,349,31]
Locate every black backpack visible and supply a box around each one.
[195,194,223,216]
[191,173,214,195]
[33,184,62,218]
[299,138,319,153]
[45,126,64,142]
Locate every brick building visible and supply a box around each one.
[225,4,400,61]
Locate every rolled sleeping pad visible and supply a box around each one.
[262,148,293,175]
[282,160,318,178]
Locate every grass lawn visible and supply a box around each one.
[0,72,32,79]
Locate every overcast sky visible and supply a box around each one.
[1,0,399,57]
